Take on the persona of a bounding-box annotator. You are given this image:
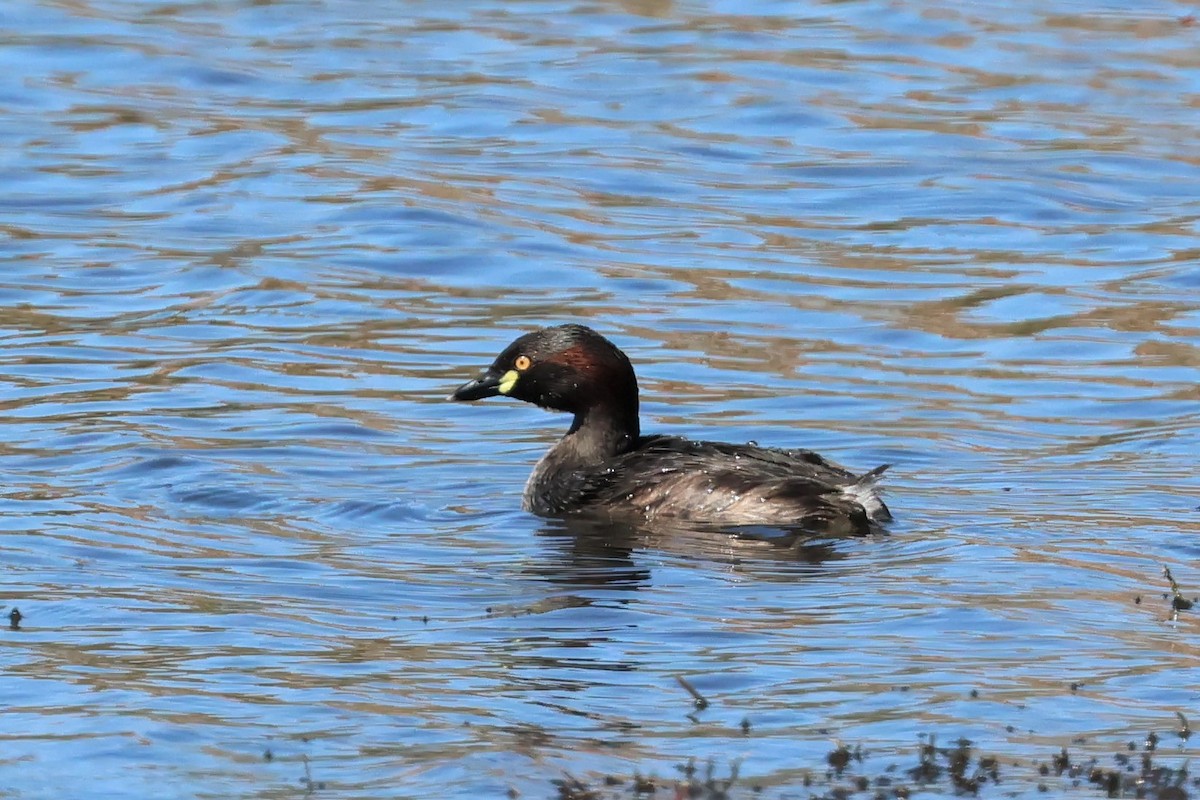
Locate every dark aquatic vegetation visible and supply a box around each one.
[450,324,891,535]
[1162,565,1195,612]
[543,734,1192,799]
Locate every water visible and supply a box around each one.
[2,0,1199,797]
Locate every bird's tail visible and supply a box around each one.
[846,463,892,522]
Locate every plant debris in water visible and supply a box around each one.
[1162,566,1195,612]
[535,727,1196,799]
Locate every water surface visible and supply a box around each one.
[2,0,1199,797]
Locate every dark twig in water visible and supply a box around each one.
[1177,711,1191,740]
[299,753,325,794]
[1162,566,1195,612]
[674,675,709,710]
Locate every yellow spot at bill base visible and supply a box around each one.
[498,369,519,394]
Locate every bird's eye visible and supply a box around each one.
[514,355,531,371]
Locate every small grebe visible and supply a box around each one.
[450,324,891,535]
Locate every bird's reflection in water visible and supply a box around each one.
[494,521,862,684]
[529,516,854,589]
[529,517,649,589]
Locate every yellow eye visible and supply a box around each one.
[514,355,531,371]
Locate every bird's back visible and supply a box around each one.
[530,435,890,535]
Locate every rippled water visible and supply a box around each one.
[2,0,1199,797]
